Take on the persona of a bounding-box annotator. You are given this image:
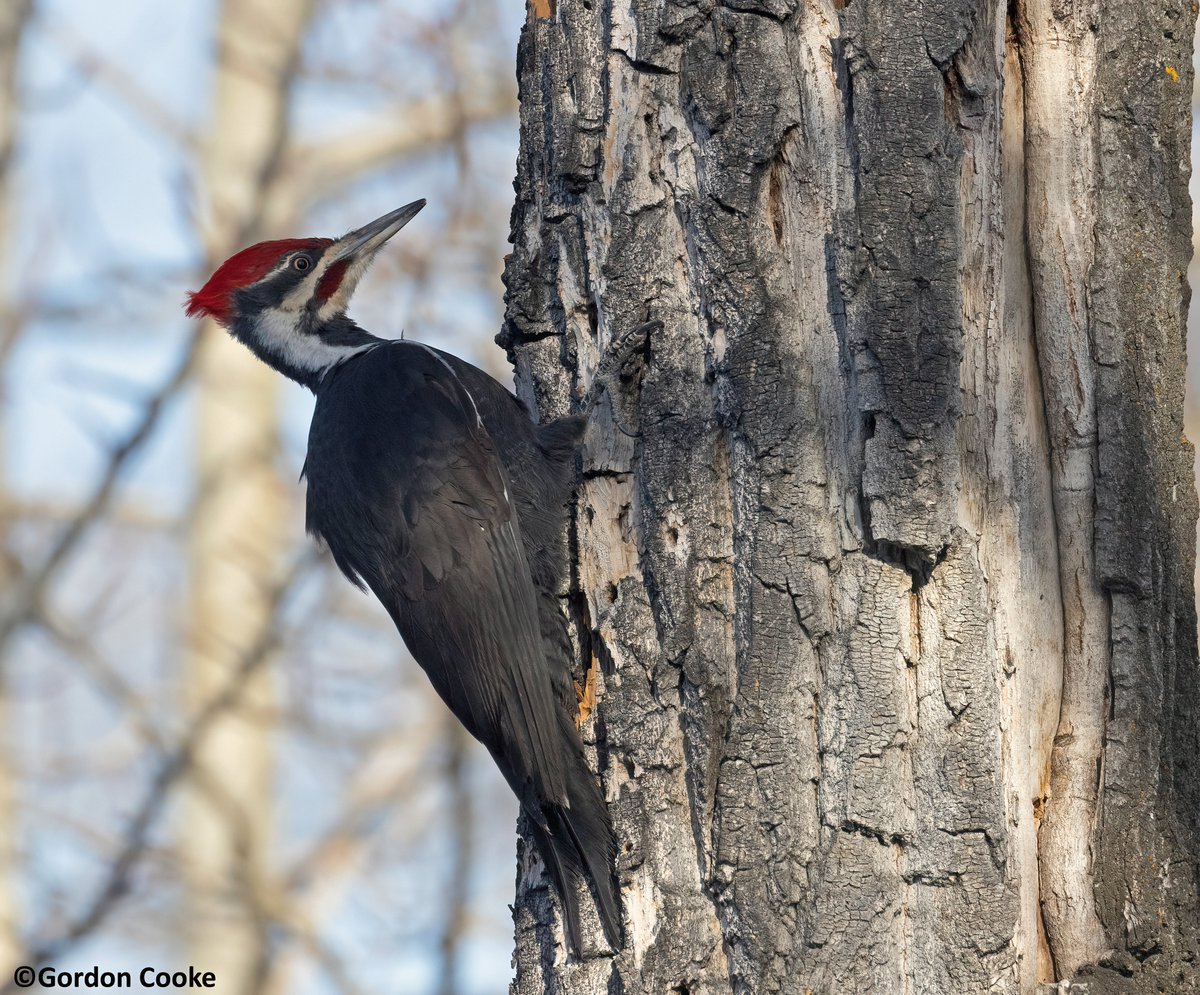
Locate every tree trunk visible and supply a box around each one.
[183,2,314,991]
[501,2,1200,993]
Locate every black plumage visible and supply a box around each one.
[186,203,623,954]
[303,341,621,952]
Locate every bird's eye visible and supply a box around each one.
[292,255,312,272]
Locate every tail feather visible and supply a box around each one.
[557,769,623,949]
[527,817,585,954]
[527,728,623,954]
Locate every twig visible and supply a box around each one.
[1,554,315,989]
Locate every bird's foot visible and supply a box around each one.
[581,320,661,432]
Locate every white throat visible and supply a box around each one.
[252,309,378,382]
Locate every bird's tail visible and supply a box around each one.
[527,721,622,954]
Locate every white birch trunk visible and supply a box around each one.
[183,3,314,991]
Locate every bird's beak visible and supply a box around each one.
[330,199,426,264]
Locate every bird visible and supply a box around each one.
[185,200,624,954]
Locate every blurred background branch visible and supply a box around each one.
[0,0,34,979]
[0,1,521,993]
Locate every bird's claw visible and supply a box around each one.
[606,319,660,381]
[581,320,661,427]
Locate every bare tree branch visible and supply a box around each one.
[437,720,473,995]
[1,554,316,990]
[41,19,197,154]
[0,328,202,654]
[266,81,515,214]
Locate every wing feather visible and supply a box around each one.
[305,344,569,811]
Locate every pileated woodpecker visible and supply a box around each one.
[186,200,624,954]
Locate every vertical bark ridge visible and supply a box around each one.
[836,0,973,567]
[1012,0,1111,978]
[974,26,1066,989]
[1084,2,1200,990]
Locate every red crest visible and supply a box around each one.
[185,237,332,324]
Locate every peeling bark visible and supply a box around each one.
[502,1,1199,992]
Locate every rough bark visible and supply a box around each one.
[500,1,1199,992]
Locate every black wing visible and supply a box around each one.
[304,343,569,814]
